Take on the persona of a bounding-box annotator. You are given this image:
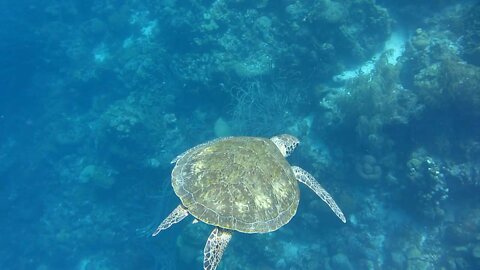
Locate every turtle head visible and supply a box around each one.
[270,134,299,157]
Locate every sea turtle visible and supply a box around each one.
[153,134,346,270]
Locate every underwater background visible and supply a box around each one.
[1,0,480,269]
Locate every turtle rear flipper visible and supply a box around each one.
[204,227,232,270]
[292,166,346,223]
[152,204,189,236]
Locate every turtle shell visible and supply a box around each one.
[171,137,300,233]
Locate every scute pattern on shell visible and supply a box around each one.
[172,137,300,233]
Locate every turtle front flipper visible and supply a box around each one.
[204,227,232,270]
[152,204,189,236]
[292,166,346,223]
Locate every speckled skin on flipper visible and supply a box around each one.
[172,137,300,233]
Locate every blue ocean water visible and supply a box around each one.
[1,0,480,269]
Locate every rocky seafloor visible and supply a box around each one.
[1,0,480,269]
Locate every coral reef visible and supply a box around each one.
[449,2,480,66]
[405,149,449,220]
[318,53,422,155]
[355,155,382,181]
[3,1,480,269]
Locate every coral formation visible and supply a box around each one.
[355,155,382,181]
[406,149,449,220]
[318,54,422,154]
